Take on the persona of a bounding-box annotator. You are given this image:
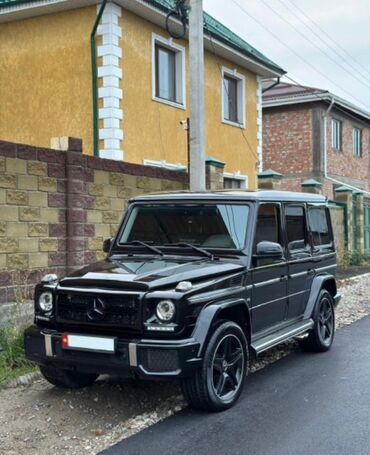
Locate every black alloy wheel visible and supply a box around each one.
[210,333,245,402]
[317,294,334,347]
[181,321,248,412]
[299,289,335,353]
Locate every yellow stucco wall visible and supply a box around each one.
[0,6,96,153]
[122,10,258,187]
[0,6,259,188]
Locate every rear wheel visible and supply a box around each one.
[299,290,335,353]
[40,365,98,389]
[181,321,248,412]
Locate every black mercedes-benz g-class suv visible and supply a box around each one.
[25,190,340,411]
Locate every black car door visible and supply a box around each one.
[251,203,289,333]
[284,204,313,320]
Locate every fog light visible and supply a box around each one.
[156,300,175,322]
[38,291,53,312]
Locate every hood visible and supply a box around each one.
[57,256,245,291]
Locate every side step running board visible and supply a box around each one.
[251,319,314,356]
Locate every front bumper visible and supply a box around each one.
[24,325,201,380]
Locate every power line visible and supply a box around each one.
[230,0,369,111]
[277,0,370,85]
[283,0,370,80]
[260,0,370,90]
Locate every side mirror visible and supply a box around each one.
[103,238,112,253]
[254,241,284,260]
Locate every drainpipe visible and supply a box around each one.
[91,0,108,157]
[262,77,280,94]
[323,97,370,196]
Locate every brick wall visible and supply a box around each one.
[0,138,188,305]
[263,103,370,200]
[263,106,313,174]
[327,110,370,185]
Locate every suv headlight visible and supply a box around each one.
[38,291,53,312]
[156,300,175,322]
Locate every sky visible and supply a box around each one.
[203,0,370,112]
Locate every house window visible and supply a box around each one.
[152,34,185,108]
[223,172,248,189]
[222,67,245,127]
[331,119,342,150]
[353,127,362,157]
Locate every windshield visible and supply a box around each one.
[119,204,249,250]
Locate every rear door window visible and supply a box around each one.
[284,205,309,252]
[308,206,332,246]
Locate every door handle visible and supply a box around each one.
[308,269,315,275]
[280,275,288,282]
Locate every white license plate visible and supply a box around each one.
[63,334,115,353]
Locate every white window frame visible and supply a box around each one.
[152,33,186,110]
[223,171,248,189]
[353,127,362,157]
[143,159,187,172]
[331,118,342,150]
[221,66,246,128]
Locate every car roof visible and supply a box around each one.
[130,190,327,203]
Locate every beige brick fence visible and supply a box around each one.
[0,138,190,307]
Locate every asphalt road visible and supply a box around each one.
[103,316,370,455]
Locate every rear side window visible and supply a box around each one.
[308,207,331,246]
[285,205,307,251]
[254,204,281,246]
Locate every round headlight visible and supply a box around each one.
[156,300,175,322]
[38,291,53,312]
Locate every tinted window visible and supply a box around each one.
[308,207,331,246]
[255,204,281,246]
[285,205,307,251]
[120,204,249,249]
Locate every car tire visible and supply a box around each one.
[39,365,98,389]
[299,289,335,353]
[181,321,248,412]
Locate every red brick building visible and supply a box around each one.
[262,81,370,200]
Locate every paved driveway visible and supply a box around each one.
[103,315,370,455]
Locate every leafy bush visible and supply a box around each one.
[338,249,370,269]
[0,297,35,385]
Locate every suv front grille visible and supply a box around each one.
[56,291,142,330]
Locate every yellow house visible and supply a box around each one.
[0,0,285,189]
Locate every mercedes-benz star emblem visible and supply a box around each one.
[87,298,106,322]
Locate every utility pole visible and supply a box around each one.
[188,0,206,191]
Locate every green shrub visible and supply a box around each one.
[0,295,35,385]
[338,249,370,269]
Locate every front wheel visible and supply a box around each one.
[299,289,335,353]
[181,321,248,412]
[40,365,98,389]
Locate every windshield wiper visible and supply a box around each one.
[164,242,214,260]
[120,240,163,256]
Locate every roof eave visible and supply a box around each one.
[0,0,95,22]
[263,94,370,122]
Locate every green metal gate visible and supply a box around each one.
[352,196,357,250]
[364,199,370,251]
